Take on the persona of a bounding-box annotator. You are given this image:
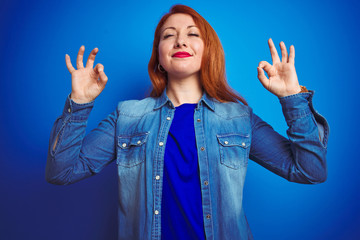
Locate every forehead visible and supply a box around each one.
[162,13,196,30]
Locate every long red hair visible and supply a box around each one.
[148,4,247,105]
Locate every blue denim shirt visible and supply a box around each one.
[46,90,329,240]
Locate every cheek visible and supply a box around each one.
[158,41,171,64]
[194,41,204,58]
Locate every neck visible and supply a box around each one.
[166,73,203,107]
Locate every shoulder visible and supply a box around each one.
[116,97,156,117]
[212,101,252,119]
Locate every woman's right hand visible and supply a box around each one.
[65,45,108,104]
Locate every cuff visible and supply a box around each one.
[279,90,329,147]
[279,90,314,121]
[62,94,94,121]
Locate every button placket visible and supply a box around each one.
[152,108,175,238]
[194,105,214,238]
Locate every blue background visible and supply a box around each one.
[1,0,359,239]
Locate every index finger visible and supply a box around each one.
[268,38,280,64]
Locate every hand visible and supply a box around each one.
[257,39,301,98]
[66,46,108,103]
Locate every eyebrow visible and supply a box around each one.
[161,25,198,34]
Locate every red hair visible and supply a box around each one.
[148,5,247,105]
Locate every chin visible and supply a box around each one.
[168,70,200,79]
[169,65,201,76]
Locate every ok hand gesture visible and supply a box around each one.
[66,46,108,104]
[257,39,301,98]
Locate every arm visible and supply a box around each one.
[251,39,329,183]
[46,45,113,185]
[45,96,118,185]
[249,91,329,184]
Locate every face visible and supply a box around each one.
[158,13,204,79]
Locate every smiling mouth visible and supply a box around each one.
[172,52,192,58]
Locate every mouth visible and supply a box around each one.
[172,51,192,58]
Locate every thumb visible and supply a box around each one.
[98,70,108,87]
[94,63,108,88]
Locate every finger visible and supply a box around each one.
[289,45,295,65]
[65,54,76,74]
[280,41,288,63]
[76,45,85,69]
[94,63,104,74]
[268,38,281,64]
[94,63,108,87]
[258,61,273,77]
[98,70,108,87]
[257,67,269,89]
[85,47,99,69]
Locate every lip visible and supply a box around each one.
[172,51,192,58]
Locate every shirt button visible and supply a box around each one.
[137,140,141,145]
[200,147,205,151]
[155,210,159,215]
[242,142,246,147]
[224,141,229,145]
[159,142,164,146]
[197,119,201,122]
[122,143,127,148]
[204,181,209,186]
[155,175,160,180]
[206,214,211,219]
[68,108,71,113]
[166,117,171,121]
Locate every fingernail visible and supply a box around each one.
[99,68,103,72]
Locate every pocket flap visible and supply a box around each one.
[217,134,250,148]
[118,132,149,149]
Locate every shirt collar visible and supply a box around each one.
[154,89,215,111]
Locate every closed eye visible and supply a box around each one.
[188,33,200,37]
[163,34,173,39]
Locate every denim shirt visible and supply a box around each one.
[46,90,329,240]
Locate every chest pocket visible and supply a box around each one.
[217,134,250,169]
[117,132,149,167]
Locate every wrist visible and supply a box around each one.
[70,93,94,104]
[278,85,308,98]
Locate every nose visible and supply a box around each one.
[175,35,187,48]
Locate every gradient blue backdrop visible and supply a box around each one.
[1,0,359,239]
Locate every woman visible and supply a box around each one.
[46,4,329,240]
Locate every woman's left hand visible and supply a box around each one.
[257,38,301,98]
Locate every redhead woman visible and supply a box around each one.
[46,4,329,240]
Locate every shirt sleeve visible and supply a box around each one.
[45,95,118,185]
[249,90,329,184]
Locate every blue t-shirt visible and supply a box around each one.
[161,103,206,240]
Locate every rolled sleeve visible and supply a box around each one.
[279,90,329,148]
